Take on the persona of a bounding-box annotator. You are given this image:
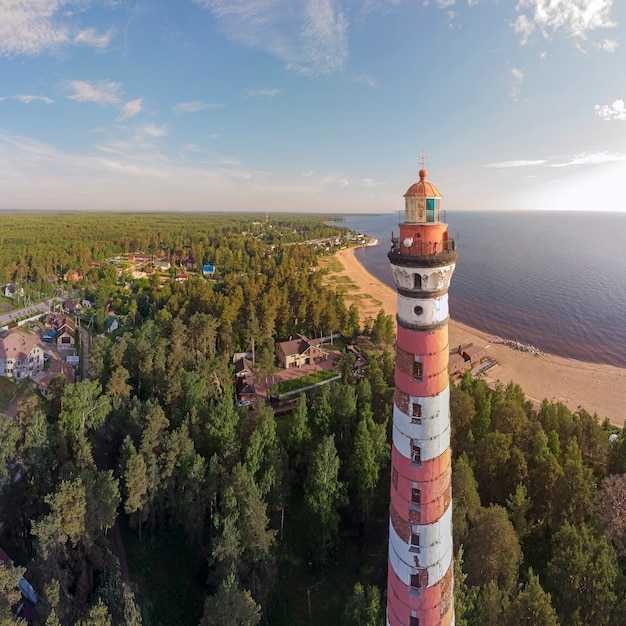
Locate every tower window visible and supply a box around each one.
[413,273,422,289]
[414,305,423,316]
[411,442,421,464]
[412,403,422,418]
[412,361,423,380]
[411,570,428,589]
[411,488,421,504]
[411,532,420,548]
[410,618,419,626]
[426,198,438,223]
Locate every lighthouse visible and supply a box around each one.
[387,168,456,626]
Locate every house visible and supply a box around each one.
[202,264,216,277]
[44,313,76,347]
[4,283,24,299]
[346,344,368,374]
[233,357,256,404]
[234,357,254,379]
[460,343,487,366]
[276,334,329,369]
[63,300,82,315]
[0,332,44,379]
[63,269,82,283]
[448,351,468,377]
[44,313,65,331]
[106,315,119,334]
[448,343,488,378]
[56,324,76,347]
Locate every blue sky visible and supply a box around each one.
[1,0,625,213]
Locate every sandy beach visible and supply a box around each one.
[323,246,626,427]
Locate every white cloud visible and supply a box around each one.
[0,1,114,56]
[74,27,113,49]
[291,0,349,75]
[357,177,384,187]
[436,0,455,7]
[550,151,626,167]
[353,74,376,87]
[117,98,143,121]
[219,157,241,166]
[486,159,548,168]
[67,80,122,105]
[93,123,168,162]
[446,10,458,27]
[172,101,223,114]
[139,124,168,138]
[0,127,391,212]
[245,88,282,98]
[514,0,616,45]
[194,0,349,77]
[0,94,54,104]
[301,171,315,177]
[597,38,618,52]
[510,67,524,100]
[0,0,69,55]
[595,99,626,121]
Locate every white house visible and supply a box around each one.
[0,332,44,379]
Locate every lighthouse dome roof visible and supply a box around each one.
[404,169,441,198]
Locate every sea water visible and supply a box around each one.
[330,212,626,369]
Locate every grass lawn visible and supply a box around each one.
[270,369,338,395]
[318,257,344,274]
[318,337,348,351]
[0,298,13,313]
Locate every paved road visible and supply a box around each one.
[0,299,56,327]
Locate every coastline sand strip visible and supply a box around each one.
[323,246,626,427]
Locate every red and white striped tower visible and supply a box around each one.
[387,168,456,626]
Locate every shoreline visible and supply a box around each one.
[327,246,626,427]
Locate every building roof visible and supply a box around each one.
[448,352,467,373]
[64,300,81,311]
[278,334,324,358]
[45,314,75,333]
[404,169,442,198]
[0,332,41,360]
[236,374,256,396]
[234,357,254,376]
[461,343,486,360]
